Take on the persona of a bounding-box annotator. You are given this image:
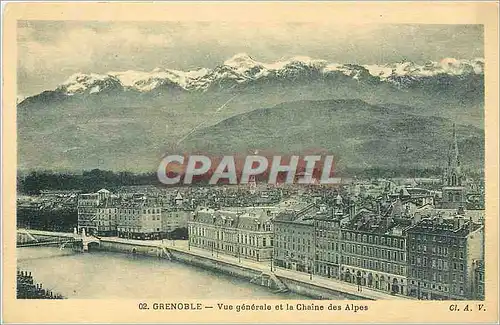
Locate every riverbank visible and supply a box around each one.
[17,246,307,300]
[17,229,413,300]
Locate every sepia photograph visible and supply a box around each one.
[2,2,499,324]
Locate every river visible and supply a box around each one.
[18,247,312,299]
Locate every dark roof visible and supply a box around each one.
[343,208,413,234]
[273,211,315,225]
[407,217,482,237]
[191,208,272,230]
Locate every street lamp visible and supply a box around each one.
[270,247,274,272]
[237,233,241,263]
[216,225,220,258]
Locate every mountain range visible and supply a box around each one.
[17,54,485,173]
[21,54,484,97]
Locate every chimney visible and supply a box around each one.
[412,213,421,225]
[454,215,465,230]
[350,203,356,220]
[436,213,444,225]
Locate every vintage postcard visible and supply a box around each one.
[2,1,499,324]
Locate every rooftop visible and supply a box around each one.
[344,208,412,235]
[407,216,482,237]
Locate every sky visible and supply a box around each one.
[17,21,483,98]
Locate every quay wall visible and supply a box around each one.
[98,240,160,256]
[97,240,263,281]
[278,276,365,300]
[169,248,263,281]
[17,231,371,300]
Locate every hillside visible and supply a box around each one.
[182,99,484,171]
[17,54,484,172]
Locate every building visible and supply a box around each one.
[472,259,485,300]
[314,212,343,279]
[406,214,484,300]
[94,205,119,236]
[77,189,117,236]
[340,210,411,295]
[388,187,436,209]
[161,207,192,233]
[78,189,193,239]
[117,200,162,240]
[273,203,316,273]
[188,208,273,261]
[174,192,184,206]
[314,194,344,279]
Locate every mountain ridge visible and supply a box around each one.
[19,54,484,100]
[181,99,484,171]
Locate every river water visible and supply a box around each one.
[17,247,312,299]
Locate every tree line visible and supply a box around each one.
[17,166,483,195]
[17,169,158,195]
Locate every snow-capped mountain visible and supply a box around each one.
[40,53,484,96]
[57,73,124,95]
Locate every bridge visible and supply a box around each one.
[17,228,100,252]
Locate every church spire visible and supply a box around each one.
[452,123,460,169]
[445,123,462,186]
